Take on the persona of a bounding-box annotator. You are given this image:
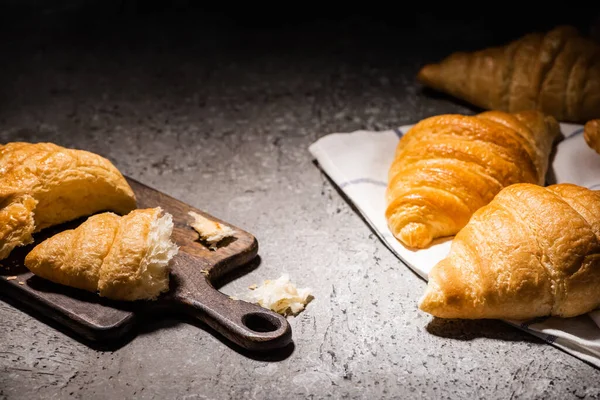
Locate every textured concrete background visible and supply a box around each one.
[1,2,600,399]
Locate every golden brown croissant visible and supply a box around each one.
[584,119,600,154]
[386,110,559,249]
[417,25,600,123]
[419,183,600,320]
[24,207,179,301]
[0,142,137,260]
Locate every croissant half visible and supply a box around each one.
[24,207,179,301]
[418,25,600,123]
[0,142,137,259]
[385,110,559,249]
[419,183,600,320]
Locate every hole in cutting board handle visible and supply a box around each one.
[242,312,281,333]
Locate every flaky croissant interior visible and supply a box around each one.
[133,211,180,300]
[24,207,179,301]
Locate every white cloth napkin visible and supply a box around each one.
[309,121,600,368]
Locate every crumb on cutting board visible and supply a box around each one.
[18,281,25,285]
[248,274,313,317]
[6,276,17,281]
[188,211,235,250]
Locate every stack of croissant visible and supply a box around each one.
[386,25,600,321]
[0,142,178,301]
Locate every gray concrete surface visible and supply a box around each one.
[1,3,600,399]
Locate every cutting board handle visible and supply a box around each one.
[171,277,292,352]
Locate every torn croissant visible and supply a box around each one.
[249,274,313,316]
[188,211,235,249]
[419,183,600,320]
[418,25,600,123]
[0,142,137,260]
[584,119,600,154]
[386,110,559,249]
[24,207,179,301]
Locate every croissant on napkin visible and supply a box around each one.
[0,142,137,260]
[419,183,600,320]
[25,207,179,301]
[417,25,600,123]
[385,110,559,249]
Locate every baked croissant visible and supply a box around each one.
[0,142,137,260]
[419,183,600,320]
[417,25,600,123]
[24,207,179,301]
[584,119,600,154]
[386,110,559,249]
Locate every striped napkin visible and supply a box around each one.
[309,121,600,368]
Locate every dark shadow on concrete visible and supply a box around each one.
[211,254,261,290]
[418,86,484,116]
[0,291,140,351]
[425,317,543,344]
[135,308,295,362]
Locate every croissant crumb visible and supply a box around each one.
[249,274,313,316]
[188,211,235,250]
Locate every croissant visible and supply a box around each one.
[584,119,600,154]
[0,142,137,260]
[385,110,559,249]
[419,183,600,320]
[417,25,600,123]
[24,207,179,301]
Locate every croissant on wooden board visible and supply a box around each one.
[0,142,137,260]
[584,119,600,154]
[24,207,179,301]
[419,183,600,320]
[417,25,600,124]
[385,110,560,249]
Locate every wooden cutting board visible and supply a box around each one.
[0,178,292,352]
